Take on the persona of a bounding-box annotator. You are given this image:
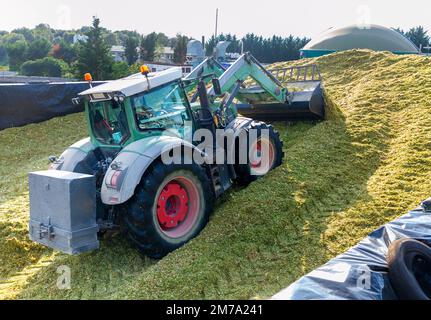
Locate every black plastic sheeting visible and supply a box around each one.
[0,81,105,130]
[272,203,431,300]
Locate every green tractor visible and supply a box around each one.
[29,53,322,258]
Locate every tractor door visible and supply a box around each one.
[130,80,194,140]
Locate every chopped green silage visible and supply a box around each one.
[1,50,431,299]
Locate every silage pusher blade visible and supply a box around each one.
[236,64,325,121]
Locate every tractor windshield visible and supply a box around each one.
[88,99,131,146]
[131,81,191,131]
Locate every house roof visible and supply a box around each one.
[111,45,125,53]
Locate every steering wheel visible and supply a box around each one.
[137,109,154,119]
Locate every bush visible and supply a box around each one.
[128,62,141,74]
[20,57,65,77]
[26,37,51,61]
[111,61,130,79]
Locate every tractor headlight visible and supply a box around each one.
[113,94,125,103]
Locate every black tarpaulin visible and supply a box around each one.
[0,81,105,130]
[272,204,431,300]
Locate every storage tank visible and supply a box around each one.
[301,24,420,58]
[186,40,205,67]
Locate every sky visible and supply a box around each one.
[1,0,430,39]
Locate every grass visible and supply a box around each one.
[1,50,431,299]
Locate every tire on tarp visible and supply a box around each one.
[387,238,431,300]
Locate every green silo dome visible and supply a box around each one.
[301,24,419,58]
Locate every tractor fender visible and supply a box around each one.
[50,138,96,172]
[100,135,207,205]
[224,116,254,159]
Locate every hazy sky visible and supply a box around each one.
[2,0,430,39]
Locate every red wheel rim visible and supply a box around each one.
[249,137,276,175]
[156,176,200,238]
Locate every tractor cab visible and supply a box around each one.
[79,67,191,148]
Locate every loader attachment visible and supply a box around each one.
[235,64,325,121]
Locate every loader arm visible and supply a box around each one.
[183,57,227,95]
[208,53,289,104]
[185,56,226,80]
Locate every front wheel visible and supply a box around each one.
[122,161,214,259]
[234,121,284,185]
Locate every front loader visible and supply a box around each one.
[28,53,321,258]
[185,53,325,121]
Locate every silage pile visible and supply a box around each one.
[1,50,431,299]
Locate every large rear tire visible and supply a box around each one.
[234,121,284,185]
[122,160,214,259]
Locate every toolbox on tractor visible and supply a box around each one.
[29,170,99,254]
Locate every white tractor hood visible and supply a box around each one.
[79,67,183,98]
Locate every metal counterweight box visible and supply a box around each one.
[28,170,99,254]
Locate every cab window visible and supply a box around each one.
[88,99,130,145]
[132,81,190,131]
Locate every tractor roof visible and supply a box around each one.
[79,67,183,97]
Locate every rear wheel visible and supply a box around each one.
[122,160,214,259]
[235,121,284,185]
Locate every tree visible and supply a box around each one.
[27,37,51,60]
[6,39,28,71]
[0,33,8,65]
[2,32,26,45]
[11,27,34,42]
[76,17,114,80]
[406,26,430,49]
[173,34,188,64]
[156,33,169,47]
[51,39,77,64]
[394,28,405,36]
[0,45,7,65]
[20,57,66,77]
[124,36,139,65]
[115,30,140,46]
[103,32,118,46]
[140,32,157,61]
[206,33,310,63]
[33,24,53,42]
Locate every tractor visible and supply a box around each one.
[28,53,323,258]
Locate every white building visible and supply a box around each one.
[73,34,88,44]
[158,47,174,64]
[111,45,126,62]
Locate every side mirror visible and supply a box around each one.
[212,78,222,95]
[71,97,81,106]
